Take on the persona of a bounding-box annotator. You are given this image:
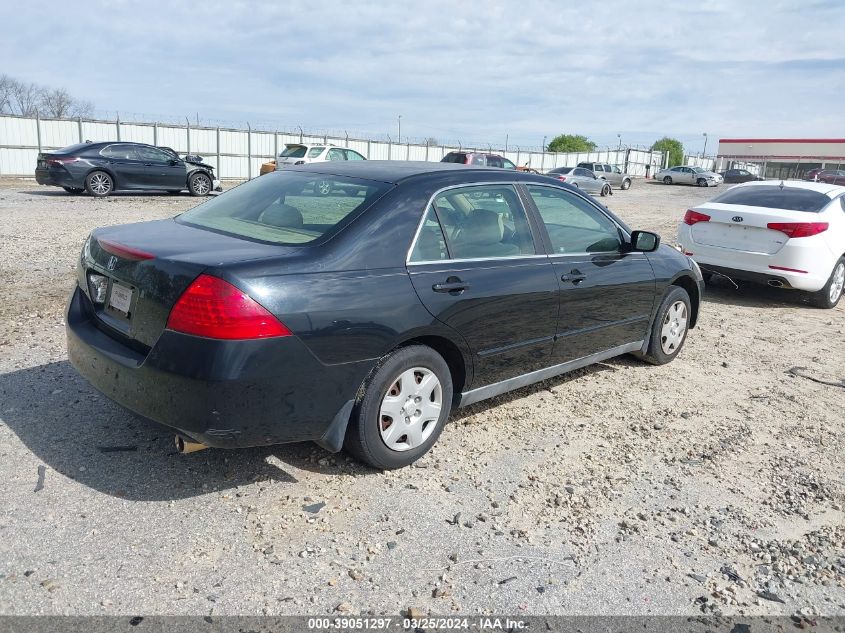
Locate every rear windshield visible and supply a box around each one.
[712,186,831,212]
[54,143,92,154]
[280,145,307,158]
[442,153,467,163]
[177,171,392,245]
[548,167,573,174]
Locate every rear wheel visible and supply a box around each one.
[344,345,452,470]
[621,178,631,190]
[188,172,212,196]
[85,171,113,197]
[663,176,672,185]
[315,179,333,196]
[809,258,845,309]
[638,286,691,365]
[62,186,84,195]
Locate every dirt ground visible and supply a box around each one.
[0,176,842,618]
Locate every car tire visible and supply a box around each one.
[188,172,212,196]
[315,179,333,196]
[809,257,845,309]
[85,171,113,197]
[663,176,672,185]
[697,178,708,187]
[344,345,453,470]
[638,286,692,365]
[62,186,84,195]
[600,184,611,197]
[621,179,631,190]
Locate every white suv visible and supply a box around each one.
[275,144,366,169]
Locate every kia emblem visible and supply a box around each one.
[731,216,744,223]
[106,255,118,270]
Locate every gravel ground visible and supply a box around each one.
[0,177,843,618]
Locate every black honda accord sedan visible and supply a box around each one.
[66,161,703,469]
[35,141,220,197]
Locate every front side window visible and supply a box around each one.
[327,148,346,161]
[487,156,503,168]
[136,146,173,163]
[178,171,392,245]
[410,184,535,261]
[345,150,365,161]
[101,144,139,160]
[503,159,516,170]
[526,185,622,255]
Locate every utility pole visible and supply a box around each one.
[398,115,402,144]
[703,132,708,157]
[617,134,621,150]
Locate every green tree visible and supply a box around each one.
[547,134,597,153]
[651,137,684,167]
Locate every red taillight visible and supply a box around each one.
[47,156,79,166]
[683,209,711,225]
[98,238,155,261]
[166,274,291,340]
[766,222,829,238]
[557,176,567,181]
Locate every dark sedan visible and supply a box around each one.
[66,162,703,469]
[720,168,763,183]
[817,169,845,185]
[35,141,220,197]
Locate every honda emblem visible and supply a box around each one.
[731,216,744,223]
[106,255,118,270]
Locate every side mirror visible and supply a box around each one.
[168,159,180,166]
[630,230,660,252]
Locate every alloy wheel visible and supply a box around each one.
[90,173,111,195]
[378,367,442,452]
[660,300,688,355]
[830,262,845,303]
[192,174,210,195]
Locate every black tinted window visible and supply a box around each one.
[55,143,92,155]
[179,172,392,245]
[101,144,139,160]
[527,185,622,254]
[712,186,831,212]
[442,153,466,164]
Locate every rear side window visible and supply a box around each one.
[280,145,307,158]
[713,186,831,212]
[308,147,326,158]
[101,144,140,160]
[409,184,535,261]
[178,172,392,245]
[442,152,467,164]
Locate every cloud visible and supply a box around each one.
[1,0,843,150]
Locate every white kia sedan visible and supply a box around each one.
[677,181,845,308]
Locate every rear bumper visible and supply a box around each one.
[66,286,371,448]
[678,225,832,292]
[35,167,75,187]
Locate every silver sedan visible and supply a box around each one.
[545,167,612,196]
[655,165,722,187]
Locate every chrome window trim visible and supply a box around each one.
[405,181,538,265]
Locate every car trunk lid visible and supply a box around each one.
[82,218,294,348]
[687,203,817,255]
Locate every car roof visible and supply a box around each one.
[291,160,538,184]
[731,179,845,197]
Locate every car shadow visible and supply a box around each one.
[702,276,815,309]
[0,360,369,502]
[20,190,190,197]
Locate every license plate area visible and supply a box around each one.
[106,281,135,320]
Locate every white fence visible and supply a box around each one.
[0,114,664,179]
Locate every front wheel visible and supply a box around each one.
[639,286,691,365]
[809,258,845,309]
[663,176,672,185]
[344,345,453,470]
[188,172,212,196]
[85,171,113,197]
[697,178,708,187]
[62,186,84,195]
[314,179,333,196]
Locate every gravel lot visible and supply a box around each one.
[0,176,843,618]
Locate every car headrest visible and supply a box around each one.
[260,203,304,229]
[461,209,504,245]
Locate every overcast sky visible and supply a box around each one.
[2,0,843,151]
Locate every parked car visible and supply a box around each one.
[260,144,368,175]
[677,180,845,308]
[546,167,612,196]
[441,152,517,169]
[720,168,764,184]
[35,141,220,197]
[655,166,722,187]
[67,161,703,468]
[577,162,633,190]
[816,169,845,185]
[803,168,825,181]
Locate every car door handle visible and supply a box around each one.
[561,271,586,284]
[432,280,470,293]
